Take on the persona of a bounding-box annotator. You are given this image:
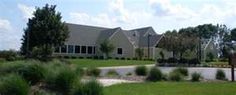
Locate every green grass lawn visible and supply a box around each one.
[105,82,236,95]
[69,59,154,68]
[206,61,228,65]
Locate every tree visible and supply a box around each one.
[158,29,198,59]
[21,4,69,61]
[158,30,179,58]
[135,48,144,60]
[231,28,236,41]
[99,40,114,59]
[217,24,231,58]
[206,52,214,62]
[159,51,164,59]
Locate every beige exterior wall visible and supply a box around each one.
[108,31,135,58]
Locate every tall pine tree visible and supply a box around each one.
[21,4,69,60]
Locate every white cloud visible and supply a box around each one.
[69,0,236,33]
[0,19,11,31]
[0,19,20,50]
[18,4,35,19]
[69,0,153,30]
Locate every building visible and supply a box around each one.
[53,23,163,59]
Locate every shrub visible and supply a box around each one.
[126,72,133,76]
[71,79,103,95]
[17,63,46,85]
[146,67,163,82]
[0,50,18,61]
[159,51,164,60]
[189,58,201,65]
[93,56,99,59]
[115,57,120,60]
[135,66,147,76]
[169,71,182,81]
[132,57,138,60]
[162,73,168,81]
[216,69,226,80]
[106,69,119,77]
[206,52,214,62]
[157,59,166,64]
[0,74,30,95]
[87,68,101,77]
[0,62,26,75]
[121,57,125,60]
[75,67,85,76]
[167,57,178,63]
[178,58,188,64]
[173,67,188,76]
[191,72,201,82]
[33,90,56,95]
[45,67,76,94]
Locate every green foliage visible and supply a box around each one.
[173,67,188,76]
[206,52,214,62]
[135,48,144,60]
[231,28,236,41]
[45,66,77,94]
[0,50,18,61]
[33,90,56,95]
[159,51,164,59]
[0,74,30,95]
[216,69,226,80]
[126,72,133,76]
[146,67,163,82]
[21,4,69,60]
[99,40,115,59]
[17,63,46,85]
[168,71,182,81]
[31,46,53,61]
[86,68,101,77]
[191,72,201,82]
[0,61,26,75]
[106,69,119,77]
[71,79,103,95]
[75,66,85,76]
[159,29,198,59]
[135,65,147,76]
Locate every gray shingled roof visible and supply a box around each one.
[130,27,162,47]
[65,23,162,47]
[96,28,121,43]
[66,23,109,45]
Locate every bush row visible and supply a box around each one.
[57,55,154,61]
[134,66,227,82]
[0,50,21,61]
[157,58,201,65]
[0,60,104,95]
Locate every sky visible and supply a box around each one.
[0,0,236,50]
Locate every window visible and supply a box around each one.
[88,46,93,54]
[68,45,74,53]
[81,46,86,54]
[117,48,122,54]
[75,45,80,53]
[54,47,60,53]
[61,45,67,53]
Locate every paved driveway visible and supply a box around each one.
[99,65,236,80]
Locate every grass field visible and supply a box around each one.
[105,82,236,95]
[69,59,154,68]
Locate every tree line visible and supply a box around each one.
[158,24,236,61]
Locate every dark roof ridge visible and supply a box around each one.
[66,23,111,29]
